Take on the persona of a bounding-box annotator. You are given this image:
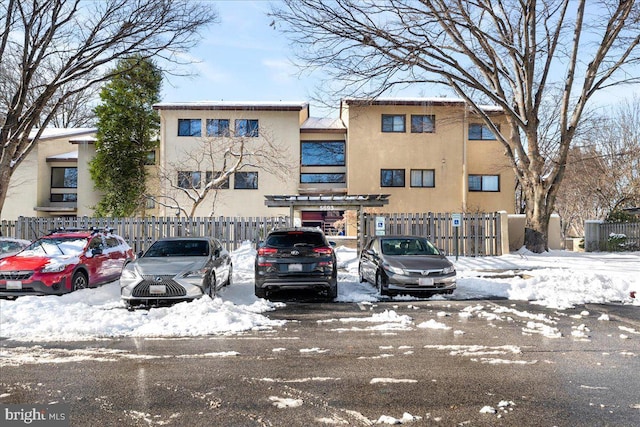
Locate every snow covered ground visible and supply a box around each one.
[0,242,638,343]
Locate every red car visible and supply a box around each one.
[0,228,134,297]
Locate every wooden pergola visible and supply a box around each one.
[264,194,390,249]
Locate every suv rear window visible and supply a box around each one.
[266,232,326,248]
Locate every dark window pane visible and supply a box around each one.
[206,119,230,137]
[301,142,345,166]
[234,171,258,189]
[50,193,77,202]
[411,115,435,133]
[468,175,482,191]
[177,171,201,189]
[206,171,229,189]
[51,167,77,188]
[469,123,497,140]
[178,119,201,136]
[235,119,259,137]
[300,173,346,183]
[382,115,405,132]
[381,169,405,187]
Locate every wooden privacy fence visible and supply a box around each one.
[597,221,640,251]
[363,212,503,256]
[6,216,289,253]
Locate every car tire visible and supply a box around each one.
[376,271,388,296]
[208,273,217,298]
[224,265,233,287]
[72,271,88,291]
[358,265,367,283]
[255,286,267,299]
[327,284,338,300]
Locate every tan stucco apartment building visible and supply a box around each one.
[2,98,515,230]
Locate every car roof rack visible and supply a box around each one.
[48,226,115,236]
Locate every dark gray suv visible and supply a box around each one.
[254,227,338,299]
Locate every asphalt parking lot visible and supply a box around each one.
[1,299,638,426]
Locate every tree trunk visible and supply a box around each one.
[523,182,551,253]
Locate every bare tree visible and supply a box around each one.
[0,0,218,214]
[271,0,640,252]
[554,97,640,237]
[150,131,294,217]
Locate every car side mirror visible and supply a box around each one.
[365,249,375,256]
[214,248,221,257]
[329,241,337,247]
[91,248,103,256]
[137,251,144,258]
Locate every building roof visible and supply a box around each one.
[300,117,346,133]
[29,128,97,141]
[153,101,309,111]
[342,97,503,112]
[46,150,78,162]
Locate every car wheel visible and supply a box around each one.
[376,271,388,296]
[255,286,267,299]
[327,284,338,300]
[72,271,88,291]
[224,265,233,287]
[208,273,217,298]
[358,265,366,283]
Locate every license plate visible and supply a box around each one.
[288,263,303,272]
[6,280,22,290]
[149,284,166,295]
[418,277,434,286]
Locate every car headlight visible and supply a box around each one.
[42,263,66,273]
[382,262,406,275]
[442,265,456,274]
[120,268,140,281]
[183,268,208,279]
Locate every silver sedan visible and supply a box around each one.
[359,235,456,297]
[120,237,232,308]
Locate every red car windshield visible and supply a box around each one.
[20,237,88,256]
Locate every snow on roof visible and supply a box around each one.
[342,97,503,112]
[154,101,309,111]
[46,150,78,161]
[29,128,97,141]
[301,117,346,130]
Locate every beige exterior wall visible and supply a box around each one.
[74,141,101,217]
[2,130,97,221]
[155,104,309,218]
[3,147,39,221]
[343,100,515,215]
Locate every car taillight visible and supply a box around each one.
[257,247,278,267]
[313,247,333,255]
[257,247,278,256]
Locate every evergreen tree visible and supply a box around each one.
[90,56,162,217]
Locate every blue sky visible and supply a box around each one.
[161,1,638,119]
[161,1,329,113]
